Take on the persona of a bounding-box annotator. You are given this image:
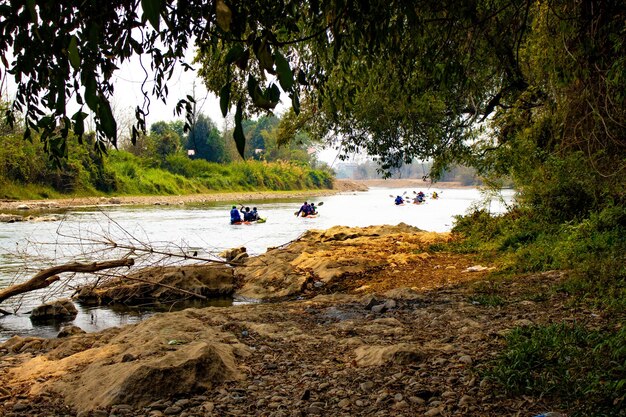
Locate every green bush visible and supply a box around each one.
[488,323,626,416]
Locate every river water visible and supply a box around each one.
[0,186,514,341]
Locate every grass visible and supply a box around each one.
[442,203,626,415]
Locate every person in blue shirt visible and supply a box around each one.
[394,196,404,205]
[296,202,310,217]
[230,205,242,224]
[243,207,254,221]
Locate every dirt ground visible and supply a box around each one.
[0,225,604,416]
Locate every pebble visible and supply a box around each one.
[13,403,29,412]
[338,399,350,408]
[394,400,409,409]
[308,405,324,414]
[458,395,473,406]
[371,304,387,314]
[409,396,425,405]
[360,381,375,392]
[424,407,442,416]
[459,355,473,365]
[441,391,455,398]
[174,399,190,408]
[92,411,109,417]
[394,393,403,401]
[148,411,164,417]
[355,400,365,407]
[163,406,182,415]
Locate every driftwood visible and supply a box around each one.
[0,258,135,308]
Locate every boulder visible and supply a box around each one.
[354,344,426,367]
[58,325,87,338]
[30,299,78,321]
[76,264,235,305]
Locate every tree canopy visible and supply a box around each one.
[1,1,624,209]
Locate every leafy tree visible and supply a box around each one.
[186,114,226,163]
[1,0,624,218]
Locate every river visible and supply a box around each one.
[0,186,514,341]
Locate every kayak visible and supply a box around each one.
[302,214,318,218]
[231,217,267,225]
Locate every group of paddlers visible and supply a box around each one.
[295,201,318,217]
[230,206,261,224]
[394,191,439,205]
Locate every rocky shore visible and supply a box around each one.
[0,224,591,416]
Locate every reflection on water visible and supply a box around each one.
[0,187,515,341]
[0,298,234,340]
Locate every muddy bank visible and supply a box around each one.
[0,224,599,416]
[0,180,366,215]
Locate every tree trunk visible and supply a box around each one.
[0,258,134,308]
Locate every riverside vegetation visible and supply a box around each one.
[0,116,333,200]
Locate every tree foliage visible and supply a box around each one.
[1,0,624,213]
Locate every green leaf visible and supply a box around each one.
[219,82,231,117]
[254,37,274,74]
[274,51,294,91]
[84,74,98,112]
[68,36,80,70]
[297,70,308,86]
[141,0,163,31]
[291,92,300,115]
[98,100,117,141]
[233,100,245,158]
[72,110,88,138]
[225,44,245,64]
[268,83,281,103]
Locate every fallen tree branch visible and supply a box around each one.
[0,258,135,306]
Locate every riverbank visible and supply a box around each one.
[0,224,595,416]
[0,180,368,214]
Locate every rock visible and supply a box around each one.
[363,296,379,310]
[463,265,494,272]
[313,281,325,288]
[360,381,375,392]
[458,395,473,406]
[384,299,397,310]
[424,407,442,416]
[219,247,247,261]
[371,304,387,314]
[109,198,122,204]
[458,355,473,365]
[354,344,425,366]
[163,406,182,415]
[30,299,78,321]
[307,406,324,415]
[16,204,31,210]
[76,264,235,305]
[383,287,422,300]
[13,402,29,412]
[338,399,350,408]
[57,325,86,338]
[121,353,136,362]
[0,214,24,223]
[232,252,249,263]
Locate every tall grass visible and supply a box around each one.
[0,143,334,199]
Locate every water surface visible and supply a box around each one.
[0,186,514,340]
